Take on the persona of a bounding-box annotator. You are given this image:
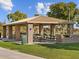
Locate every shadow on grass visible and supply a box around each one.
[39,43,79,51]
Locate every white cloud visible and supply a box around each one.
[0,0,13,11]
[37,2,44,9]
[36,2,51,15]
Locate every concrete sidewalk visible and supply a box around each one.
[0,47,44,59]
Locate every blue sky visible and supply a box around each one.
[0,0,79,23]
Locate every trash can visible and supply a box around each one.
[20,33,27,45]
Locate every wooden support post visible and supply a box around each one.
[39,24,42,35]
[3,26,6,38]
[67,24,73,36]
[8,26,12,39]
[67,24,71,36]
[52,25,55,36]
[70,24,73,35]
[27,24,33,44]
[50,25,53,37]
[15,25,20,41]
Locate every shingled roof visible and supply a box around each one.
[4,16,74,26]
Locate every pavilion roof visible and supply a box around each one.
[4,16,74,26]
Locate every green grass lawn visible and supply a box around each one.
[1,42,79,59]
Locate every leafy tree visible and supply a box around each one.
[7,11,27,22]
[47,2,79,20]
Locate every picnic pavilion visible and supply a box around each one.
[3,16,74,44]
